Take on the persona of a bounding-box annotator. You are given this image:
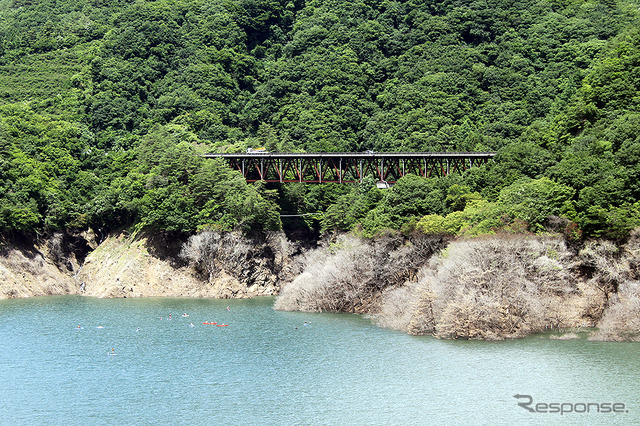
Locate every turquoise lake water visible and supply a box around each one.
[1,295,639,425]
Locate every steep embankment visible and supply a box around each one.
[0,230,300,300]
[76,232,203,298]
[0,246,76,298]
[78,231,299,298]
[0,232,91,298]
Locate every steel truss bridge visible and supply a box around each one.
[203,152,496,184]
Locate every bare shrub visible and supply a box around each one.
[406,284,437,335]
[375,285,419,331]
[578,240,625,295]
[589,230,640,341]
[431,237,587,338]
[180,231,252,281]
[590,281,640,341]
[275,235,376,312]
[265,231,300,279]
[434,289,507,340]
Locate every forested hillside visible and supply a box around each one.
[1,0,639,238]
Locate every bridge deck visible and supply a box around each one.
[203,152,496,183]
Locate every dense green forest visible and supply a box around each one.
[1,0,639,239]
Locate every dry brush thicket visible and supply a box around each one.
[179,230,300,296]
[274,233,450,313]
[588,231,640,341]
[277,232,640,340]
[378,236,606,339]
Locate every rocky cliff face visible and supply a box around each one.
[0,232,91,299]
[77,230,301,299]
[76,231,202,298]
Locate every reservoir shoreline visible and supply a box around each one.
[1,228,639,342]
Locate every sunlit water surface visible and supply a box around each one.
[1,296,639,425]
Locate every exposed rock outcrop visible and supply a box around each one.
[0,232,91,299]
[77,230,300,298]
[0,229,300,300]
